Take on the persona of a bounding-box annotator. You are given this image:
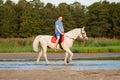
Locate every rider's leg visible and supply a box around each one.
[55,36,60,48]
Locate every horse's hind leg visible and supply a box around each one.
[42,45,49,64]
[36,50,43,64]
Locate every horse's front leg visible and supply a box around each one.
[67,49,73,62]
[43,52,49,64]
[36,50,43,64]
[64,52,68,64]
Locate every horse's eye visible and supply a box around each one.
[82,33,85,35]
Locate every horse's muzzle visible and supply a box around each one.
[83,37,88,41]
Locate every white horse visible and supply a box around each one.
[33,27,88,64]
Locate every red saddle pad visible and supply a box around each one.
[51,35,64,43]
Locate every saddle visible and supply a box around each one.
[51,35,64,49]
[51,35,64,43]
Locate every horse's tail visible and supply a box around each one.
[33,35,41,52]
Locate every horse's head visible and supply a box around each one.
[79,26,88,41]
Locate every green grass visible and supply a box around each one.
[0,38,120,53]
[0,38,33,53]
[71,46,120,53]
[71,38,120,53]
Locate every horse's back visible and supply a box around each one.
[36,35,53,43]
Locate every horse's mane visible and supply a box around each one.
[65,28,80,34]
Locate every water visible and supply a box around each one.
[0,60,120,70]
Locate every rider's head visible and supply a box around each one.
[58,16,63,21]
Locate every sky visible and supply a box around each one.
[5,0,120,6]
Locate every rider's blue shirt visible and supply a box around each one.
[54,20,63,37]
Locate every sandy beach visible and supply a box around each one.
[0,52,120,80]
[0,70,120,80]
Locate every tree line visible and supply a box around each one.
[0,0,120,38]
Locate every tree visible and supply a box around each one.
[85,1,111,37]
[69,1,85,27]
[109,2,120,38]
[0,0,4,37]
[56,3,76,32]
[0,0,3,6]
[0,0,120,38]
[0,0,18,37]
[19,1,43,37]
[30,0,44,9]
[39,3,56,35]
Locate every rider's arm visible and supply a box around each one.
[56,25,63,35]
[62,26,64,34]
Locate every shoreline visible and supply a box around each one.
[0,52,120,61]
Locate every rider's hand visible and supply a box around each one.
[61,33,64,35]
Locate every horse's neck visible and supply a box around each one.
[65,29,79,39]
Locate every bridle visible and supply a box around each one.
[80,29,87,40]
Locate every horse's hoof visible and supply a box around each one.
[64,63,67,65]
[67,60,69,63]
[36,61,39,64]
[47,62,50,64]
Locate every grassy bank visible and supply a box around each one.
[72,38,120,53]
[0,38,120,53]
[0,38,33,53]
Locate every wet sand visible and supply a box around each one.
[0,52,120,80]
[0,70,120,80]
[0,52,120,60]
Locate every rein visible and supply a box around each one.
[63,28,87,41]
[64,28,83,40]
[64,35,75,40]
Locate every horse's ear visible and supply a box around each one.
[83,26,85,29]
